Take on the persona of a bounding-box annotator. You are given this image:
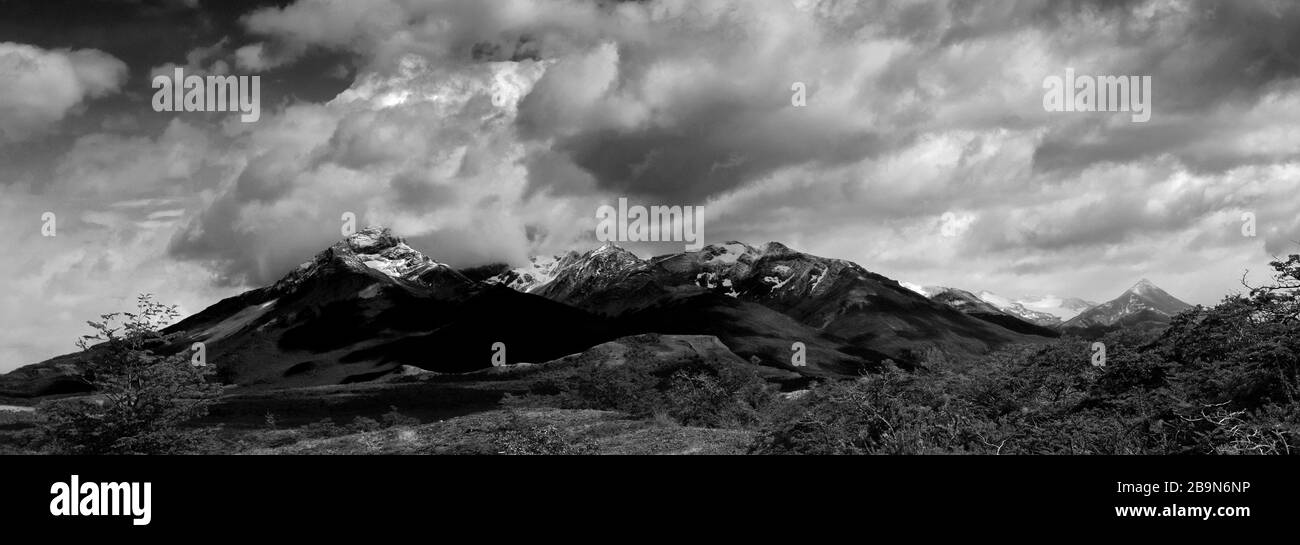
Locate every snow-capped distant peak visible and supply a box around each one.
[1128,278,1160,295]
[1062,279,1192,329]
[272,227,461,293]
[485,253,574,293]
[975,290,1077,325]
[702,242,754,264]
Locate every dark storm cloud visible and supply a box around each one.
[1029,0,1300,175]
[540,100,886,201]
[508,0,1300,202]
[1165,0,1300,110]
[0,0,275,74]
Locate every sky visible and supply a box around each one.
[1,0,1299,371]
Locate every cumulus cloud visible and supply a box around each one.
[166,54,575,285]
[0,42,128,143]
[153,0,1300,299]
[54,119,217,197]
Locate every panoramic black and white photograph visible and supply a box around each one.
[1,0,1298,481]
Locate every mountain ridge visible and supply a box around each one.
[2,229,1058,397]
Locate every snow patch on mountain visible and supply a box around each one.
[977,290,1096,324]
[808,267,828,293]
[486,254,575,293]
[900,282,947,298]
[273,227,458,292]
[706,243,750,265]
[197,299,278,343]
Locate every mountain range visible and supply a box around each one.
[0,228,1192,397]
[903,278,1193,337]
[976,292,1097,326]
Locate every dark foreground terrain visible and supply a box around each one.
[4,291,1298,455]
[0,334,765,454]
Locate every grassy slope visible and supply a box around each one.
[245,408,754,455]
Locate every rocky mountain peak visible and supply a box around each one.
[583,242,643,269]
[1127,278,1160,295]
[343,226,403,253]
[759,241,796,257]
[272,226,462,293]
[1063,278,1191,329]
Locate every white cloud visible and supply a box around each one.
[0,42,128,143]
[0,184,236,372]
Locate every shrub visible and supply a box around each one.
[555,356,777,429]
[40,295,222,454]
[561,362,662,417]
[493,412,595,455]
[348,416,382,433]
[752,256,1300,455]
[662,364,773,428]
[381,406,419,427]
[301,418,342,438]
[750,370,989,455]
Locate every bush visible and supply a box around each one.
[750,370,990,455]
[555,356,777,429]
[301,418,342,438]
[381,406,419,427]
[40,295,222,454]
[493,412,595,455]
[663,365,773,428]
[348,416,382,433]
[563,362,662,417]
[753,256,1300,455]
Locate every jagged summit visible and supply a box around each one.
[483,242,647,298]
[483,252,580,293]
[272,226,468,294]
[759,241,795,256]
[589,241,640,260]
[345,226,403,252]
[572,242,645,279]
[342,227,450,279]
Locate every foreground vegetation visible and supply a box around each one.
[750,255,1300,454]
[2,255,1296,455]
